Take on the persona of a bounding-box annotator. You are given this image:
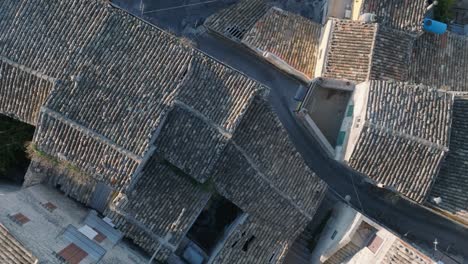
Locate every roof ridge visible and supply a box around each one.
[40,107,143,162]
[363,122,448,152]
[173,100,233,139]
[366,22,379,81]
[110,1,272,93]
[230,140,314,221]
[109,207,178,251]
[0,55,57,84]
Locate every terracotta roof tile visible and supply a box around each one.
[360,0,427,33]
[429,95,468,222]
[0,224,38,264]
[382,239,433,264]
[108,156,211,257]
[205,0,269,41]
[409,32,468,92]
[0,58,55,125]
[323,20,376,83]
[348,81,453,203]
[242,7,322,78]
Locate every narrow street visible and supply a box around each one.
[195,32,468,260]
[112,1,468,260]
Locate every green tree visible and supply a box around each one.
[434,0,455,23]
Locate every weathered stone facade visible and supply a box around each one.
[24,160,97,205]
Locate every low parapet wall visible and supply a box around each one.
[297,109,335,157]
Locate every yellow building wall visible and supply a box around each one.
[351,0,363,20]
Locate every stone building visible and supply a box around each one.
[207,1,468,90]
[206,3,417,84]
[338,80,453,203]
[206,0,468,225]
[206,4,322,82]
[311,202,438,264]
[0,0,327,263]
[316,19,414,84]
[409,32,468,92]
[350,0,428,33]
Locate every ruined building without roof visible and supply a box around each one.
[0,0,327,263]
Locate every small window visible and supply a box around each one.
[331,230,338,240]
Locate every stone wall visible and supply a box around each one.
[24,159,97,205]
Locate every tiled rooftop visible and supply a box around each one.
[0,1,328,263]
[204,0,269,41]
[0,58,56,125]
[382,239,433,264]
[0,224,38,264]
[242,7,322,79]
[370,27,414,81]
[359,0,427,33]
[429,95,468,222]
[348,81,453,203]
[323,20,376,83]
[108,156,211,256]
[409,32,468,92]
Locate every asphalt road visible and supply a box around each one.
[195,32,468,261]
[111,2,468,261]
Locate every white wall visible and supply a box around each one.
[335,81,370,162]
[310,202,361,263]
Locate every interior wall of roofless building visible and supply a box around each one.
[0,114,35,191]
[175,194,245,264]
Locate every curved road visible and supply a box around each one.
[195,33,468,261]
[112,2,468,261]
